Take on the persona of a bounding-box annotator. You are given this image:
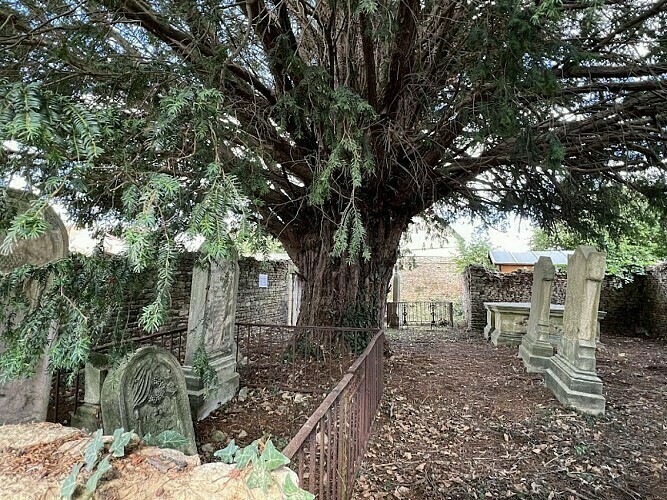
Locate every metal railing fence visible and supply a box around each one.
[48,326,188,424]
[387,301,454,328]
[235,322,377,393]
[282,330,385,499]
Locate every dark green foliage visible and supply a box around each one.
[0,0,665,351]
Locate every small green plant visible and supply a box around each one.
[574,443,588,456]
[61,428,134,500]
[142,430,188,450]
[214,438,314,499]
[193,338,219,399]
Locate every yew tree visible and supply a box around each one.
[1,0,666,329]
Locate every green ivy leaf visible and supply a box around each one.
[259,439,290,471]
[149,430,188,450]
[283,474,315,499]
[84,429,104,471]
[109,428,133,457]
[60,463,81,500]
[246,463,272,493]
[234,440,259,469]
[85,455,112,493]
[213,439,239,464]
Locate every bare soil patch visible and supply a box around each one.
[195,386,325,462]
[354,328,667,500]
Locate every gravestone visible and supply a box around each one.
[544,246,606,415]
[0,190,68,424]
[182,259,240,420]
[101,346,197,455]
[519,257,556,373]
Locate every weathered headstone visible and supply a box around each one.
[519,257,556,372]
[182,259,240,420]
[545,246,606,415]
[0,190,68,424]
[101,346,197,455]
[71,352,109,431]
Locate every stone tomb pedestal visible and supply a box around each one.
[71,352,109,432]
[545,246,606,415]
[519,257,556,373]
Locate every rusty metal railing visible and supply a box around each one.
[48,326,188,424]
[282,330,385,499]
[235,322,376,394]
[387,301,454,328]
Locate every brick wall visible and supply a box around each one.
[397,257,463,302]
[463,265,654,337]
[235,257,292,324]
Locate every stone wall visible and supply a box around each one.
[101,253,196,343]
[397,257,463,302]
[235,258,292,324]
[463,265,656,337]
[643,263,667,336]
[101,255,294,344]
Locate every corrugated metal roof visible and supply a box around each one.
[488,250,572,266]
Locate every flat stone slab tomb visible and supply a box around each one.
[483,302,606,347]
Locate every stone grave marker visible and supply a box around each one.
[0,190,68,424]
[519,256,556,372]
[182,259,239,420]
[101,346,197,455]
[545,246,606,415]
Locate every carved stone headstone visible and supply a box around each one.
[182,259,240,420]
[519,257,556,373]
[101,346,197,455]
[0,190,68,424]
[545,246,606,415]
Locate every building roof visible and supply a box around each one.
[488,250,572,266]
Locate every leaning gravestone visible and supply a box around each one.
[0,189,69,424]
[544,246,606,415]
[182,259,240,420]
[101,346,197,455]
[518,256,556,373]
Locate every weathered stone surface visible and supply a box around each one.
[464,264,655,338]
[72,353,109,432]
[545,246,607,415]
[0,190,69,425]
[101,346,197,455]
[0,423,299,499]
[0,191,68,273]
[183,260,240,420]
[519,257,556,373]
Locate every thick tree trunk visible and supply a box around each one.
[283,209,410,328]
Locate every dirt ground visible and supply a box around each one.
[353,328,667,500]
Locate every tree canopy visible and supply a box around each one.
[530,199,667,280]
[1,0,666,336]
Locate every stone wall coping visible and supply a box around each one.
[483,301,607,319]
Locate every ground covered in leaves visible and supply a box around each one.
[354,328,667,500]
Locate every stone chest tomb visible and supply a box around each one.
[101,346,197,455]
